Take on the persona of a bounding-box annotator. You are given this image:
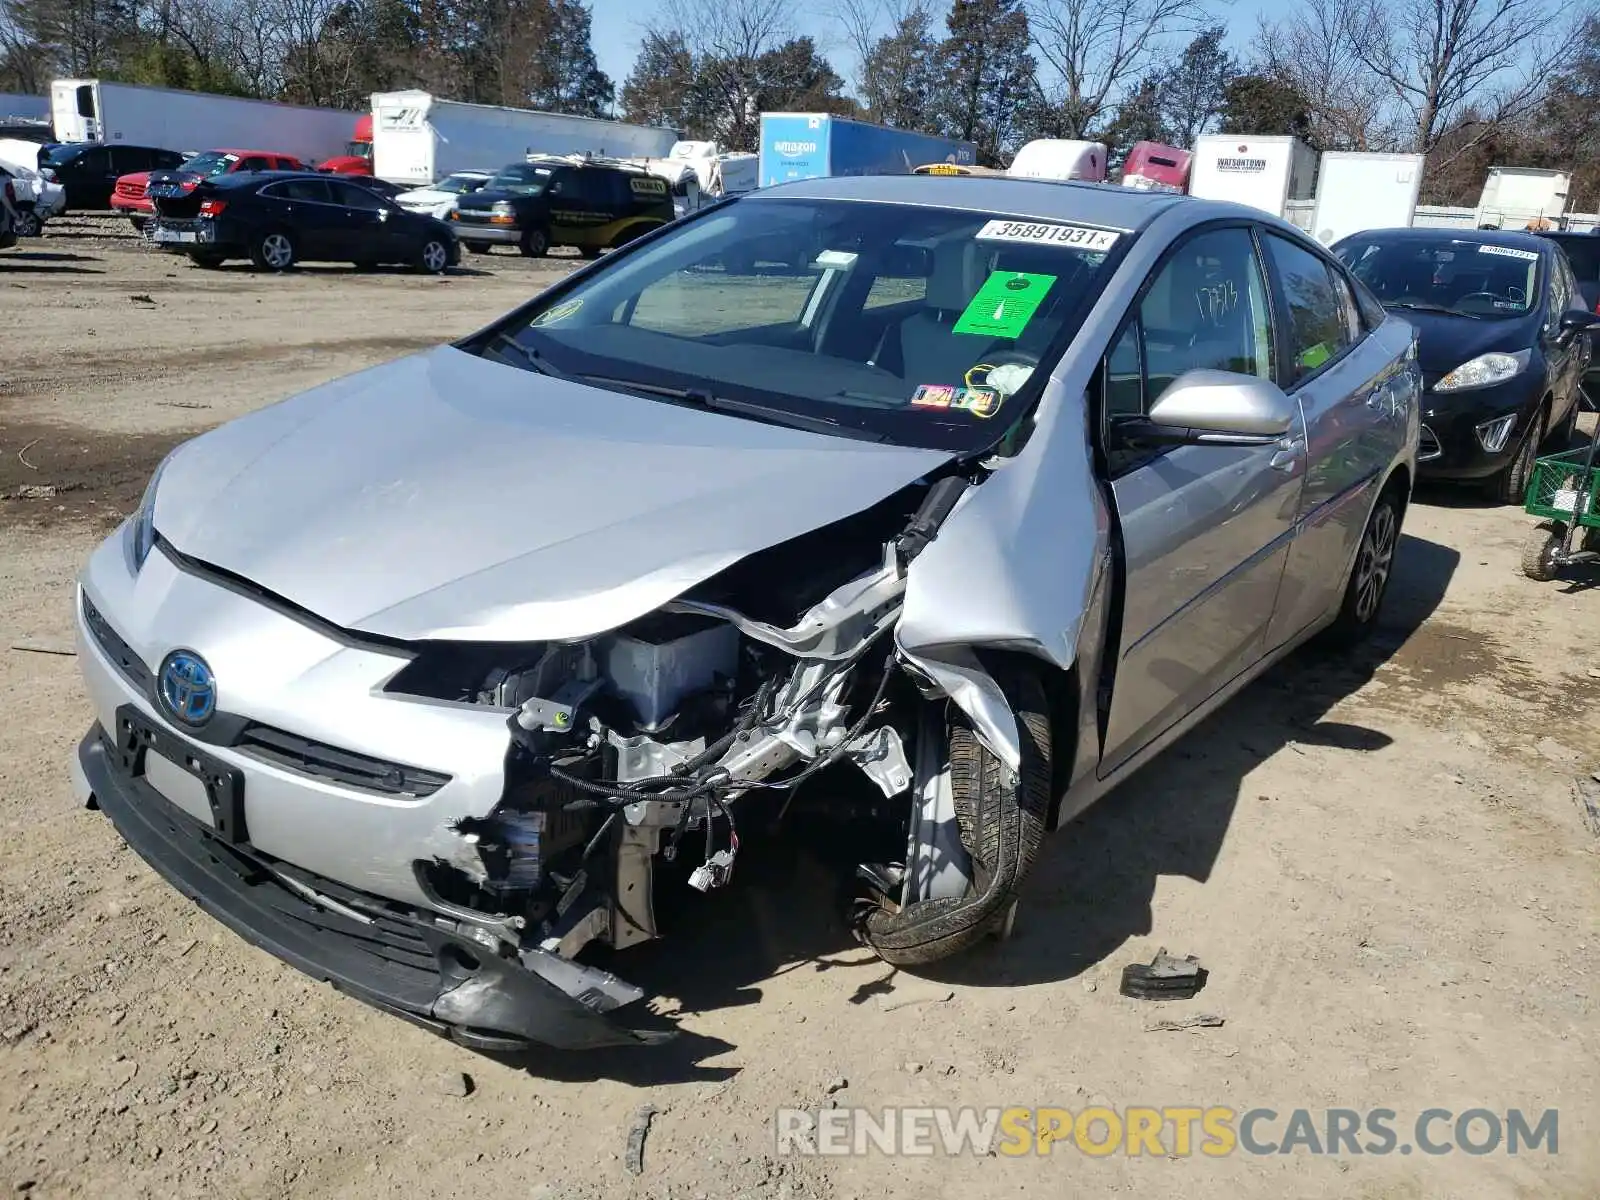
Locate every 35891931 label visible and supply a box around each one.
[975,220,1121,251]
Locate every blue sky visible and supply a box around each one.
[589,0,1273,101]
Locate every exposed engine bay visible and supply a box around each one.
[377,469,1051,1024]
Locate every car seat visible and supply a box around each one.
[869,238,1000,382]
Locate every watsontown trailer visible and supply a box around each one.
[758,114,975,186]
[370,91,677,188]
[1189,134,1317,219]
[1309,152,1424,245]
[50,80,358,166]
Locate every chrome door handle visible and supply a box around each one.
[1269,435,1305,473]
[1366,386,1387,408]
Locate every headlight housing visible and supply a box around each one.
[122,451,176,574]
[1433,349,1530,393]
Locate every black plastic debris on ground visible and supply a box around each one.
[1119,948,1208,1001]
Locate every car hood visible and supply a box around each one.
[457,188,527,210]
[115,171,151,189]
[152,346,949,643]
[398,188,448,206]
[1393,307,1539,376]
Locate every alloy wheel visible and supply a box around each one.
[1354,501,1397,624]
[262,233,293,270]
[422,240,448,273]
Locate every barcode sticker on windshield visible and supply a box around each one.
[976,220,1120,251]
[1477,244,1539,261]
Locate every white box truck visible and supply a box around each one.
[50,79,360,165]
[1308,151,1425,245]
[370,90,677,187]
[1190,135,1318,218]
[1475,167,1570,230]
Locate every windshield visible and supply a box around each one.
[436,174,488,194]
[489,163,552,194]
[481,197,1130,453]
[178,151,237,178]
[1334,236,1542,319]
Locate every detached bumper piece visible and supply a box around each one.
[78,724,669,1052]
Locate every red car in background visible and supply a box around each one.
[111,149,306,229]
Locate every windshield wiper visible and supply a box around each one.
[488,333,571,377]
[1385,301,1482,319]
[572,373,889,443]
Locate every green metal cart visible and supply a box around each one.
[1522,400,1600,581]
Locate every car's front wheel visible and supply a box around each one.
[189,253,225,269]
[414,237,450,274]
[519,226,549,258]
[1325,480,1404,645]
[1491,405,1543,505]
[250,229,297,272]
[14,206,40,238]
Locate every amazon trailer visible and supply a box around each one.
[758,113,975,187]
[50,79,358,166]
[1309,151,1425,245]
[1475,167,1570,230]
[1005,139,1107,183]
[1189,134,1318,218]
[370,90,677,188]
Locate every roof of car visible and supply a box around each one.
[210,169,351,189]
[203,148,302,159]
[741,174,1192,232]
[1341,224,1555,254]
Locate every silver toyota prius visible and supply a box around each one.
[71,175,1420,1052]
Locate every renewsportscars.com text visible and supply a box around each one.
[774,1106,1559,1158]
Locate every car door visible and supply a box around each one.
[1543,252,1591,419]
[326,179,401,259]
[1259,230,1406,649]
[264,178,339,257]
[72,145,113,207]
[1098,223,1306,775]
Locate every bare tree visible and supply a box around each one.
[824,0,931,91]
[1251,0,1401,151]
[1351,0,1578,161]
[1025,0,1213,135]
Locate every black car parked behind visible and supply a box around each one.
[148,170,459,274]
[1333,226,1598,503]
[40,142,186,210]
[1536,229,1600,387]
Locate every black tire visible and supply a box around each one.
[414,237,450,274]
[859,665,1052,967]
[249,228,296,272]
[1491,406,1543,505]
[189,253,225,269]
[579,246,602,260]
[129,215,147,232]
[351,259,379,272]
[1324,481,1404,646]
[1520,521,1564,581]
[518,226,549,258]
[466,242,491,255]
[14,206,40,237]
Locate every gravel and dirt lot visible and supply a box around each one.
[2,216,1598,1200]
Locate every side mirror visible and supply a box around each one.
[1118,369,1295,448]
[1557,311,1598,342]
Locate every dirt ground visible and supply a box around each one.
[2,216,1598,1200]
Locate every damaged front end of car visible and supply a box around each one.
[377,462,1064,1045]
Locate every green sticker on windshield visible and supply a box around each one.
[952,271,1056,339]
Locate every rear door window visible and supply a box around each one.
[273,178,332,204]
[328,180,386,210]
[1263,233,1355,385]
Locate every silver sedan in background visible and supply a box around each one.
[71,175,1419,1053]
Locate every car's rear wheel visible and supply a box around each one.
[250,229,296,272]
[14,206,40,238]
[466,242,491,255]
[189,253,225,269]
[519,226,549,258]
[129,215,147,232]
[415,237,450,274]
[1324,480,1404,646]
[579,245,602,260]
[1490,405,1543,505]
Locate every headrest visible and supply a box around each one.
[924,239,984,312]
